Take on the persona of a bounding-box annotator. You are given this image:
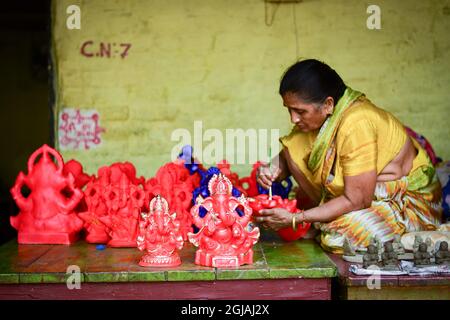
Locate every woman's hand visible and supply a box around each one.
[256,163,282,190]
[256,208,292,231]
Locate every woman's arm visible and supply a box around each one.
[299,170,377,223]
[257,170,377,230]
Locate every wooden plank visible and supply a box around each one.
[346,285,450,300]
[0,238,338,284]
[216,243,270,280]
[126,248,166,282]
[263,240,336,279]
[164,243,216,282]
[0,278,331,300]
[0,240,53,284]
[397,275,450,287]
[0,238,333,300]
[20,241,89,283]
[83,245,136,282]
[328,253,399,287]
[329,253,450,288]
[0,240,54,270]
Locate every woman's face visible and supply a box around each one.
[282,92,333,132]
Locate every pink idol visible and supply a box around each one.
[145,160,195,241]
[137,195,184,267]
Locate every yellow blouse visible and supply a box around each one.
[280,97,431,198]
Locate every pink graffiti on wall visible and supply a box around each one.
[59,109,105,150]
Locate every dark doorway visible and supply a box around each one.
[0,0,51,244]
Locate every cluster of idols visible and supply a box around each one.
[9,144,312,268]
[137,173,260,267]
[343,235,450,270]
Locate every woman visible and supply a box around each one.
[256,59,442,253]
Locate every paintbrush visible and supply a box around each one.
[268,146,272,200]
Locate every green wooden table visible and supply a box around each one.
[0,238,337,300]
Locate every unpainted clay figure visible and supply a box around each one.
[343,237,356,256]
[435,241,450,265]
[413,235,423,253]
[363,244,379,268]
[392,234,405,254]
[414,242,432,266]
[381,242,398,268]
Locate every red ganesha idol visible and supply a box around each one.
[144,161,195,241]
[188,174,260,268]
[249,194,311,241]
[10,144,84,244]
[79,163,146,245]
[78,172,111,244]
[99,172,146,247]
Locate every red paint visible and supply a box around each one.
[249,194,310,242]
[80,40,94,57]
[80,41,131,59]
[59,109,105,150]
[10,145,84,244]
[137,195,184,267]
[100,42,111,58]
[188,174,260,267]
[120,43,132,58]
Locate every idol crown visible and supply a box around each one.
[208,173,232,196]
[149,195,169,214]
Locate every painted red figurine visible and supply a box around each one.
[63,159,93,189]
[137,195,184,267]
[10,144,84,244]
[63,159,93,214]
[79,162,147,247]
[188,174,260,268]
[78,181,110,244]
[249,194,310,241]
[99,172,146,247]
[78,173,111,244]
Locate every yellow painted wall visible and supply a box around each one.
[51,0,450,178]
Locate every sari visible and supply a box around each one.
[280,87,442,253]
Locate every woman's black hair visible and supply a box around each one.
[279,59,346,105]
